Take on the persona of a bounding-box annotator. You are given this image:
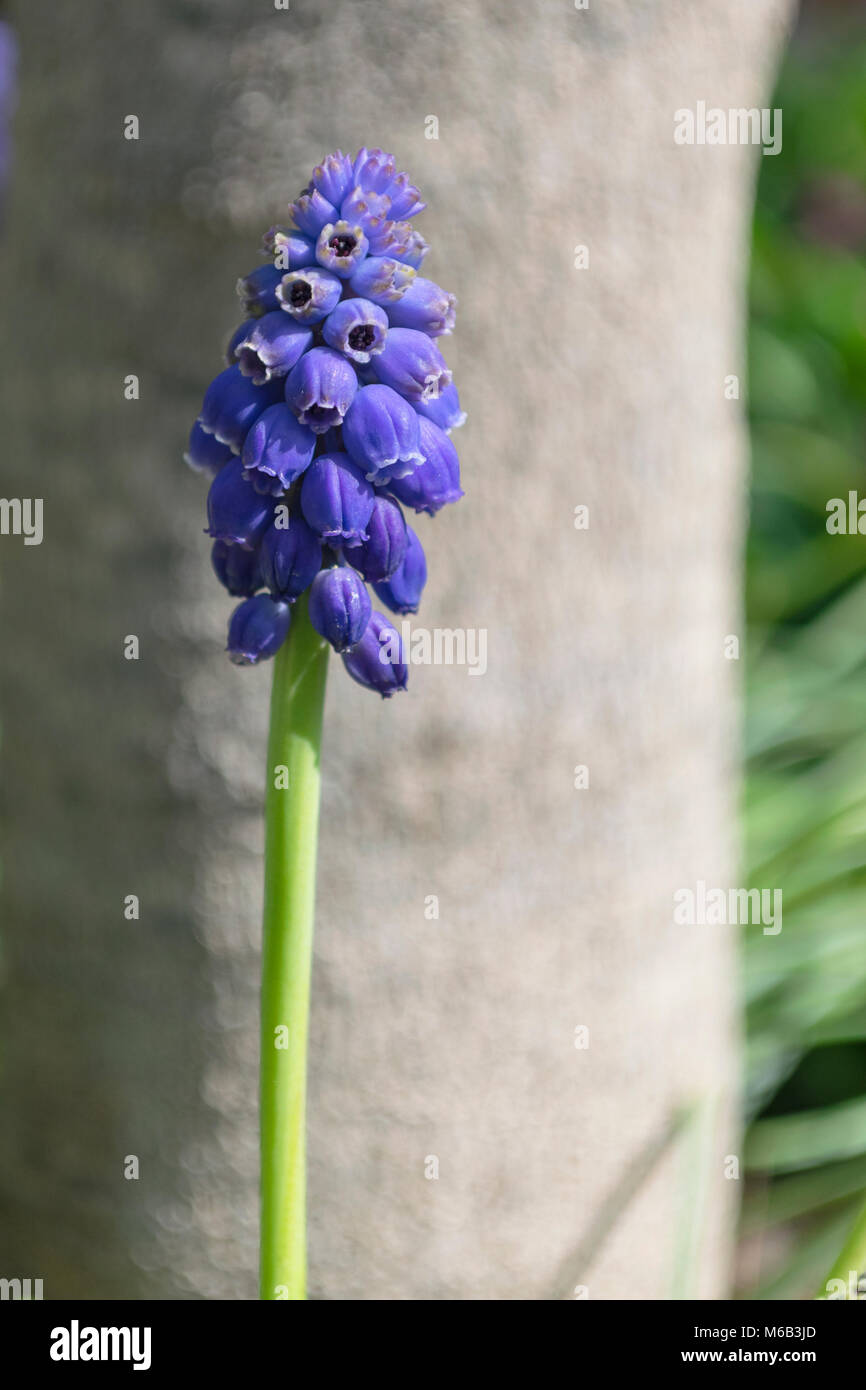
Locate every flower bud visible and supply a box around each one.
[308,565,372,653]
[241,404,316,495]
[373,526,427,614]
[290,187,339,237]
[342,384,423,484]
[341,610,408,697]
[185,420,234,477]
[284,346,358,433]
[322,297,389,364]
[413,382,467,433]
[386,276,456,337]
[365,219,409,258]
[276,266,343,323]
[343,496,407,582]
[352,147,397,194]
[386,418,463,515]
[237,263,283,316]
[211,539,262,597]
[206,459,276,549]
[315,220,369,278]
[226,594,291,666]
[198,366,284,453]
[340,186,392,236]
[258,515,322,601]
[382,171,426,220]
[233,313,313,383]
[262,227,316,271]
[300,453,375,542]
[310,151,354,208]
[348,255,415,305]
[373,327,451,402]
[392,229,429,270]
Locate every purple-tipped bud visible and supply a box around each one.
[258,515,322,601]
[290,187,339,238]
[198,366,284,453]
[342,383,424,484]
[237,263,284,316]
[300,453,375,542]
[392,228,429,270]
[373,526,427,614]
[227,594,291,666]
[322,298,389,364]
[352,149,426,218]
[284,346,358,433]
[386,418,463,515]
[185,420,234,477]
[264,228,316,271]
[233,312,313,383]
[241,404,316,495]
[343,495,408,582]
[211,538,262,597]
[381,171,426,220]
[373,327,451,403]
[341,610,408,697]
[352,147,397,194]
[348,255,415,305]
[308,565,372,653]
[414,381,467,433]
[386,277,456,337]
[311,151,355,208]
[315,220,369,278]
[206,459,276,549]
[340,186,392,236]
[276,266,343,323]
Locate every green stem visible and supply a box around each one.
[817,1193,866,1299]
[259,594,328,1301]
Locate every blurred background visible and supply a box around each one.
[740,0,866,1299]
[8,0,866,1300]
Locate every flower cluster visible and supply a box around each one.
[186,148,465,697]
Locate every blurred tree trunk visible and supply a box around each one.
[0,0,793,1299]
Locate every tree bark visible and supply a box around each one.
[0,0,794,1299]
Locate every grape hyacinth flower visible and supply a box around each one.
[276,265,342,323]
[342,610,409,697]
[300,453,374,542]
[211,538,262,597]
[227,593,292,666]
[342,495,408,583]
[284,346,358,432]
[183,148,465,1302]
[233,313,313,383]
[241,404,317,495]
[308,564,371,653]
[373,525,427,615]
[385,277,457,337]
[342,384,424,484]
[322,298,389,364]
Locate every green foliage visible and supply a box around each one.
[743,16,866,1298]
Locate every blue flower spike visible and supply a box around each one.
[186,147,465,682]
